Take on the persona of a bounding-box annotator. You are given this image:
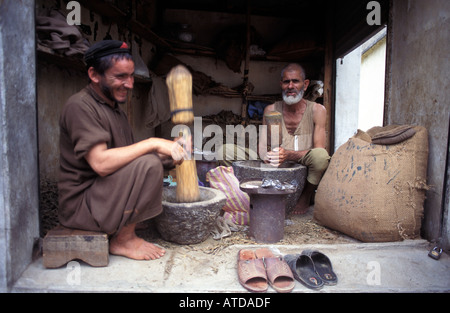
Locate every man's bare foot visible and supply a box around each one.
[109,223,166,260]
[291,182,316,215]
[291,197,310,215]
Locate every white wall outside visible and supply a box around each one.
[334,28,386,151]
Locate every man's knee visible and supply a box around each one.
[304,148,330,185]
[134,154,163,179]
[310,148,330,173]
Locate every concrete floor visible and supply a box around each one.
[13,238,450,293]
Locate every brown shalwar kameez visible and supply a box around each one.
[58,85,163,235]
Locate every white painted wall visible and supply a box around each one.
[334,28,386,151]
[334,47,361,151]
[359,36,386,131]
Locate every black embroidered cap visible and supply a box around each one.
[84,40,131,67]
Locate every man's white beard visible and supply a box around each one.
[283,89,304,105]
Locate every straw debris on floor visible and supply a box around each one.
[40,179,358,260]
[137,207,358,258]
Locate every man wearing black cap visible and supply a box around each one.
[58,40,185,260]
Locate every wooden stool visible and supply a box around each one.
[43,225,109,268]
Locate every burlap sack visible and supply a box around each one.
[314,125,429,242]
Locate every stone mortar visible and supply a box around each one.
[155,186,227,245]
[232,160,307,212]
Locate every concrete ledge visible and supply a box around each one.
[12,239,450,293]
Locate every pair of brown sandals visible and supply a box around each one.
[237,248,295,293]
[238,248,338,292]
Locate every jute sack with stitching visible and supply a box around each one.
[314,125,429,242]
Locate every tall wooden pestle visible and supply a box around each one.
[166,65,200,203]
[265,111,283,152]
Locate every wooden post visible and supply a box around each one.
[241,0,251,120]
[323,2,335,154]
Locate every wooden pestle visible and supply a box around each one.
[166,65,200,203]
[265,111,283,151]
[264,111,283,168]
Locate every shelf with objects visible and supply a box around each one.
[36,44,152,84]
[77,1,326,119]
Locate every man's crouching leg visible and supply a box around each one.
[292,148,330,215]
[108,154,166,260]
